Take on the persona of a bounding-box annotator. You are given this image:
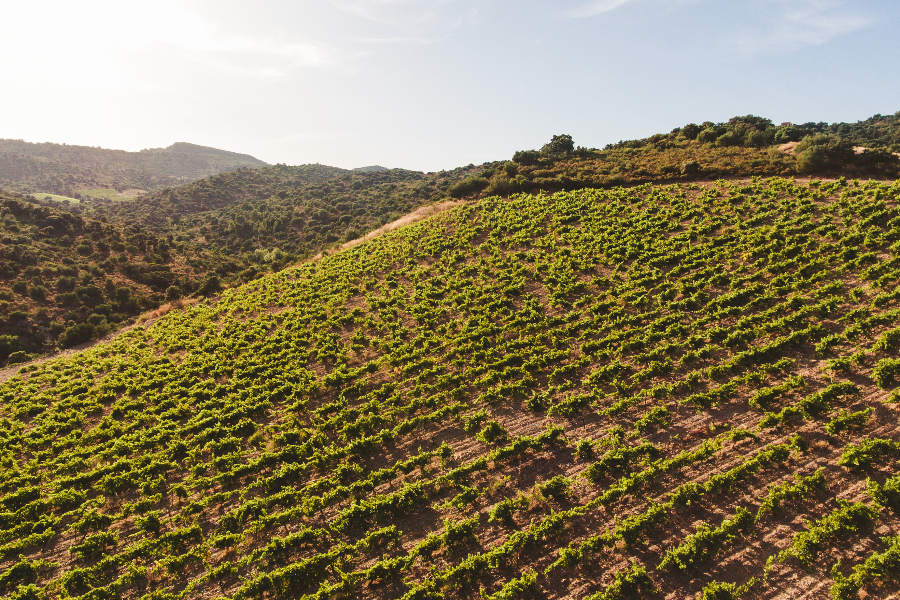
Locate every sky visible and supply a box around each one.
[2,0,898,172]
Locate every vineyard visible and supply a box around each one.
[1,177,900,599]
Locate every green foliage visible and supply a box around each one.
[873,358,900,388]
[0,177,898,599]
[448,176,490,198]
[795,135,856,173]
[475,421,508,444]
[776,501,878,568]
[480,569,536,600]
[0,138,267,196]
[0,335,21,361]
[825,408,871,435]
[633,404,670,434]
[840,437,900,468]
[830,535,900,600]
[536,475,571,502]
[542,134,575,155]
[872,326,900,352]
[585,563,655,600]
[698,579,757,600]
[658,508,753,571]
[58,322,96,349]
[867,474,900,515]
[756,469,826,521]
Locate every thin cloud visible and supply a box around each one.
[351,35,452,44]
[118,3,334,78]
[733,0,871,55]
[330,0,478,39]
[562,0,636,18]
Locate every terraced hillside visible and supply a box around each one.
[1,177,900,600]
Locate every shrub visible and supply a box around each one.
[70,531,118,561]
[6,351,28,365]
[697,128,719,144]
[542,134,575,155]
[485,176,516,197]
[476,421,507,444]
[873,327,900,353]
[11,280,27,295]
[537,476,571,501]
[873,358,900,388]
[59,322,96,349]
[448,177,489,198]
[681,161,701,176]
[795,134,855,173]
[512,150,540,165]
[165,285,182,301]
[825,409,871,435]
[867,475,900,515]
[57,291,79,306]
[575,439,594,460]
[199,275,222,296]
[774,126,805,143]
[0,335,21,360]
[28,285,47,300]
[839,437,900,468]
[681,123,702,140]
[716,132,741,147]
[587,563,655,600]
[746,130,769,147]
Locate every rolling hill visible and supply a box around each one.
[2,112,899,366]
[0,139,268,198]
[0,191,233,362]
[1,176,899,599]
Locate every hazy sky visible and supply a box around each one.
[2,0,898,171]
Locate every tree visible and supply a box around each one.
[59,323,96,349]
[543,134,575,155]
[0,335,20,361]
[681,123,702,140]
[447,177,489,198]
[795,134,854,173]
[199,275,222,296]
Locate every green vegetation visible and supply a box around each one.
[0,191,232,361]
[77,188,139,201]
[3,112,900,359]
[1,176,899,599]
[0,139,267,197]
[83,163,479,260]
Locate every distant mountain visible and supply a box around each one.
[0,138,268,197]
[143,142,267,165]
[352,165,389,172]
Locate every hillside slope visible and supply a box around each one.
[2,112,899,364]
[0,139,268,197]
[85,164,479,259]
[1,177,900,599]
[0,191,232,361]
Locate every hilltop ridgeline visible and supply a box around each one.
[0,139,268,198]
[1,178,900,599]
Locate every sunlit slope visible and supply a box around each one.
[0,139,268,197]
[2,178,900,600]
